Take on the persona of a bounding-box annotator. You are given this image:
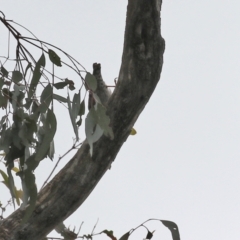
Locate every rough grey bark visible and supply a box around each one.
[0,0,165,239]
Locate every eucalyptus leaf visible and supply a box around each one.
[28,53,45,99]
[67,94,79,141]
[7,163,16,208]
[161,220,180,240]
[72,92,80,120]
[35,109,57,162]
[48,140,55,160]
[1,66,8,77]
[79,100,85,116]
[48,49,62,67]
[0,169,9,187]
[53,82,68,89]
[53,94,68,103]
[21,169,37,224]
[0,78,4,89]
[39,84,53,113]
[12,70,23,83]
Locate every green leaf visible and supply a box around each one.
[28,53,45,99]
[146,230,154,240]
[53,94,68,103]
[161,220,180,240]
[0,127,12,154]
[41,84,52,103]
[102,230,117,240]
[119,232,130,240]
[0,169,9,187]
[0,94,7,109]
[67,94,79,141]
[0,77,5,89]
[72,92,80,120]
[38,84,53,113]
[12,70,23,83]
[79,100,85,116]
[7,162,16,208]
[48,49,62,67]
[21,169,37,224]
[53,82,68,89]
[35,109,57,162]
[1,66,8,77]
[48,140,55,160]
[85,72,97,91]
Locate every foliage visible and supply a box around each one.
[48,218,180,240]
[0,12,114,219]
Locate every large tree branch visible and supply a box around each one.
[0,1,165,239]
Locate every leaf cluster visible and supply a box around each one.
[0,13,114,222]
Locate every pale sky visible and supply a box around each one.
[1,1,240,240]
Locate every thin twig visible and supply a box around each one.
[40,141,82,190]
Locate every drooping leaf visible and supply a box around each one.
[1,66,8,77]
[0,169,9,187]
[7,162,16,208]
[0,88,10,109]
[72,91,80,120]
[102,230,117,240]
[12,70,23,83]
[41,84,53,104]
[85,72,97,91]
[35,109,57,162]
[53,81,68,89]
[119,232,131,240]
[48,49,62,67]
[28,53,45,100]
[0,77,5,89]
[0,127,12,154]
[76,117,82,127]
[146,230,155,240]
[79,99,85,116]
[67,94,79,141]
[161,220,180,240]
[21,169,37,224]
[48,140,55,160]
[53,94,68,103]
[38,84,53,113]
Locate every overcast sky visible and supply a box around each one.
[1,1,240,240]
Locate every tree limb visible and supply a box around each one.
[0,0,165,239]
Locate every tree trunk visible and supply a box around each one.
[0,1,165,239]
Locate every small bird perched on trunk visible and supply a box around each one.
[88,63,111,109]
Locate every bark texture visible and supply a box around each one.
[0,1,165,239]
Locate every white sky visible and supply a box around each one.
[1,1,240,240]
